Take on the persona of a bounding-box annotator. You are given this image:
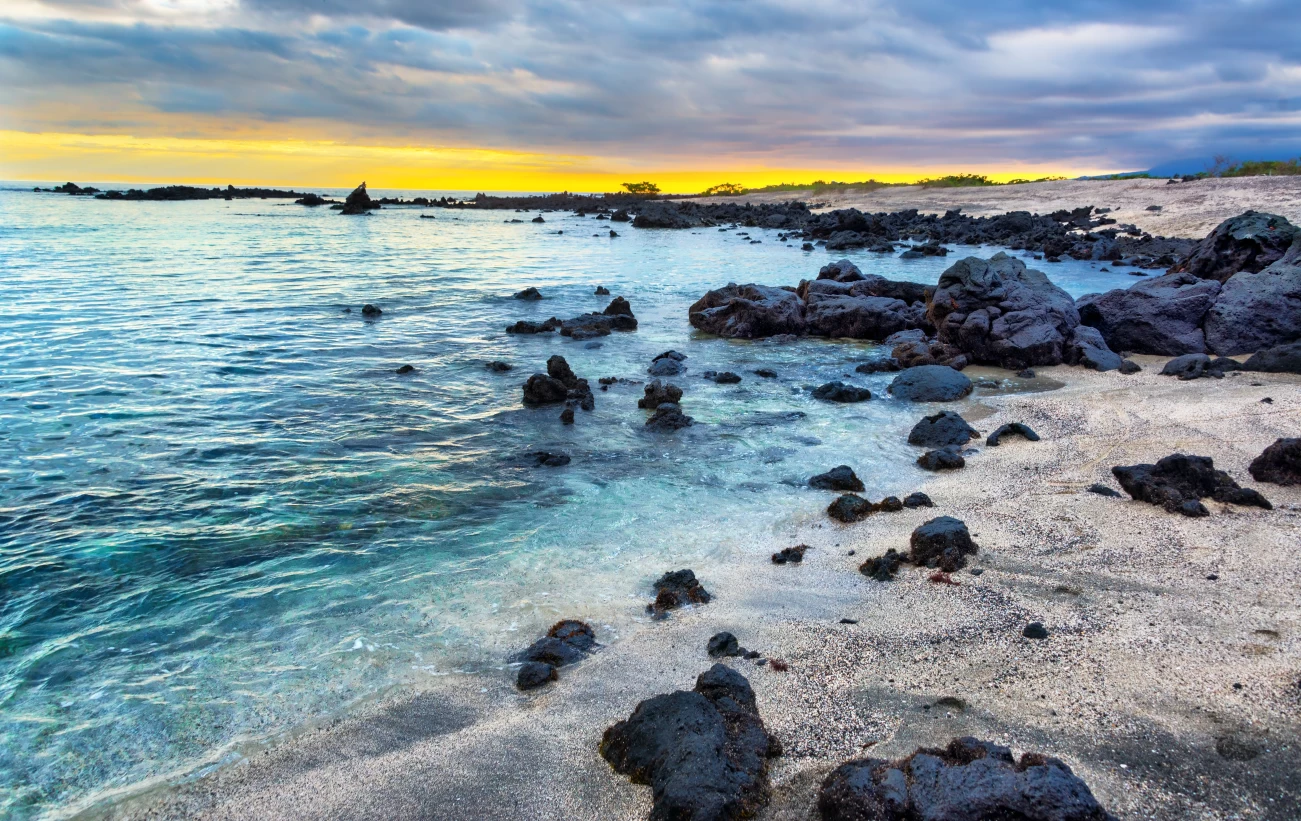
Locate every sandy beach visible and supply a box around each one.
[686,176,1301,240]
[101,361,1301,821]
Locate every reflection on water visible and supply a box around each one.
[0,186,1138,816]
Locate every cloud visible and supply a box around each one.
[1,0,1299,171]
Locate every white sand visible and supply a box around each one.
[104,364,1301,821]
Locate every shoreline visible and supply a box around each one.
[103,363,1301,820]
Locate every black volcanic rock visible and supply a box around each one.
[1249,438,1301,486]
[639,379,683,409]
[1076,273,1221,355]
[810,465,865,492]
[689,283,807,338]
[1203,253,1301,355]
[986,423,1040,446]
[1112,454,1272,514]
[889,365,973,402]
[514,286,543,300]
[827,494,875,523]
[909,516,979,571]
[600,664,780,821]
[917,446,965,471]
[1243,340,1301,373]
[1159,353,1241,380]
[648,569,711,617]
[812,381,872,403]
[1171,211,1300,283]
[645,403,694,432]
[908,411,979,448]
[340,182,380,215]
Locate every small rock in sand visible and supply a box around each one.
[1023,622,1050,640]
[771,545,809,564]
[986,422,1040,446]
[1248,438,1301,486]
[910,516,979,572]
[648,569,711,618]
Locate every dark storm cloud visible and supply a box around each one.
[2,0,1299,168]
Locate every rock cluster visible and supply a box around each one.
[510,620,599,690]
[340,182,380,215]
[522,355,594,411]
[648,569,711,618]
[1112,454,1272,516]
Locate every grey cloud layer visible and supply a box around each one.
[2,0,1299,167]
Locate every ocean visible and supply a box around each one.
[0,185,1141,817]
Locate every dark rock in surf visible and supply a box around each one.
[1248,439,1301,486]
[486,361,514,372]
[523,374,569,405]
[507,318,559,334]
[809,465,865,492]
[889,366,973,402]
[595,285,611,295]
[516,662,557,690]
[908,411,979,448]
[828,494,875,523]
[648,569,711,617]
[856,359,901,374]
[812,381,872,403]
[514,286,543,300]
[688,283,807,338]
[1112,454,1272,515]
[704,371,742,384]
[600,664,780,820]
[917,447,965,471]
[639,379,683,409]
[361,303,382,317]
[340,182,380,215]
[645,403,694,432]
[511,619,599,689]
[395,364,416,374]
[910,516,979,571]
[754,368,778,378]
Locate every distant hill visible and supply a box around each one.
[1083,150,1301,180]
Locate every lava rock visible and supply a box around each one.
[856,359,901,374]
[1086,483,1122,498]
[645,403,694,432]
[1203,254,1301,355]
[395,364,416,374]
[1076,273,1222,355]
[340,182,380,215]
[859,548,908,581]
[771,545,809,564]
[560,405,575,425]
[648,569,712,617]
[600,664,780,820]
[1160,353,1242,380]
[903,492,934,508]
[1171,211,1300,283]
[754,368,778,378]
[649,357,688,377]
[688,283,807,338]
[639,380,684,409]
[908,411,979,448]
[889,365,974,402]
[516,662,558,690]
[1023,622,1050,640]
[523,374,569,405]
[818,737,1114,821]
[707,632,742,657]
[704,371,743,384]
[514,286,543,300]
[828,494,875,523]
[809,465,865,492]
[1063,325,1123,371]
[812,381,872,402]
[486,360,514,372]
[506,318,559,334]
[1248,438,1301,485]
[1243,340,1301,374]
[523,451,570,467]
[917,446,965,471]
[986,423,1040,446]
[910,516,979,571]
[1112,453,1272,514]
[361,303,382,317]
[595,285,611,295]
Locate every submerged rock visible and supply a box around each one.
[908,411,979,448]
[889,365,973,402]
[648,569,711,617]
[522,374,569,405]
[818,737,1115,821]
[812,381,872,403]
[809,465,865,492]
[1248,438,1301,486]
[986,423,1040,446]
[506,318,559,334]
[1112,454,1272,515]
[600,664,780,821]
[485,360,514,372]
[910,516,979,571]
[645,403,694,432]
[703,370,743,384]
[513,286,543,300]
[361,303,382,317]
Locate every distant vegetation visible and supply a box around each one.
[696,174,1064,197]
[621,181,661,194]
[1215,157,1301,177]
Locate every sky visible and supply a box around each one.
[1,0,1299,191]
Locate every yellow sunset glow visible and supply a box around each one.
[0,131,1107,193]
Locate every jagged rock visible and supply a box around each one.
[754,368,778,378]
[1076,273,1221,355]
[523,374,569,405]
[340,182,380,215]
[1171,211,1300,282]
[1248,439,1301,486]
[828,494,875,523]
[810,465,865,492]
[903,492,934,508]
[512,620,599,690]
[928,254,1081,369]
[603,296,637,322]
[1160,353,1241,380]
[987,423,1040,446]
[648,569,711,617]
[818,736,1114,821]
[689,283,807,338]
[889,365,973,402]
[1064,325,1123,371]
[859,548,908,581]
[812,381,872,402]
[646,403,694,432]
[639,380,684,409]
[1112,454,1272,515]
[514,287,543,300]
[910,516,979,571]
[600,664,780,820]
[917,446,965,471]
[707,632,742,657]
[771,545,809,564]
[507,318,559,334]
[1203,255,1301,355]
[1243,340,1301,373]
[908,411,979,448]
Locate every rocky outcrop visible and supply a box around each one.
[510,620,599,690]
[809,465,865,492]
[513,287,543,300]
[1171,211,1300,282]
[910,516,979,571]
[522,355,594,409]
[646,403,694,432]
[647,569,711,618]
[1249,439,1301,486]
[689,284,807,338]
[1243,340,1301,373]
[908,411,979,448]
[1112,454,1272,516]
[559,297,638,339]
[506,318,560,334]
[600,664,780,821]
[927,254,1082,369]
[1202,255,1301,355]
[340,182,380,215]
[888,365,973,402]
[639,380,683,409]
[1159,354,1241,380]
[1077,273,1221,355]
[818,737,1114,821]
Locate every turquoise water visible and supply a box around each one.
[0,185,1140,817]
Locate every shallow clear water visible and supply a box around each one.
[0,185,1141,817]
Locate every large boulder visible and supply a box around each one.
[1203,256,1301,355]
[908,411,979,448]
[804,293,924,340]
[1063,325,1123,371]
[928,254,1081,369]
[600,664,780,821]
[1248,439,1301,486]
[1112,454,1272,516]
[889,365,973,402]
[1243,340,1301,373]
[689,284,807,338]
[1171,211,1300,282]
[818,737,1114,821]
[340,181,379,215]
[1076,273,1221,355]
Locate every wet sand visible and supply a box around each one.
[684,176,1301,239]
[102,363,1301,820]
